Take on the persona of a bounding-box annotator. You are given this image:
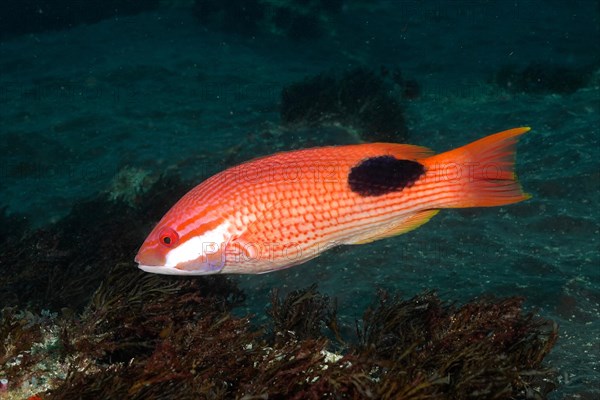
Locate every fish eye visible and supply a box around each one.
[158,227,179,248]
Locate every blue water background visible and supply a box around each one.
[1,1,598,397]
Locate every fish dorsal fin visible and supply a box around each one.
[349,209,440,245]
[373,143,435,160]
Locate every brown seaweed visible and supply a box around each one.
[268,283,341,344]
[1,282,558,400]
[357,291,558,399]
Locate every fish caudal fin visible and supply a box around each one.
[423,127,532,208]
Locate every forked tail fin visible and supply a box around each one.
[422,127,532,208]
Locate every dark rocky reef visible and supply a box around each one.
[193,0,345,40]
[491,63,595,94]
[0,207,29,247]
[0,173,192,311]
[280,67,417,142]
[0,0,161,40]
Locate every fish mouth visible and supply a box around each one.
[137,263,223,275]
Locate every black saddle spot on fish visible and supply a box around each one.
[348,156,425,197]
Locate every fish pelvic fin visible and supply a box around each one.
[422,127,532,208]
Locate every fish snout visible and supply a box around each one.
[135,246,166,267]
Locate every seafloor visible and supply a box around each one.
[0,1,598,398]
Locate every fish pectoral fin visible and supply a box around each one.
[349,209,440,245]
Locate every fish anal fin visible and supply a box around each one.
[350,209,440,245]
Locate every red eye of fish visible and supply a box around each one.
[159,228,179,248]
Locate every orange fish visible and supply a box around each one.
[136,127,531,275]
